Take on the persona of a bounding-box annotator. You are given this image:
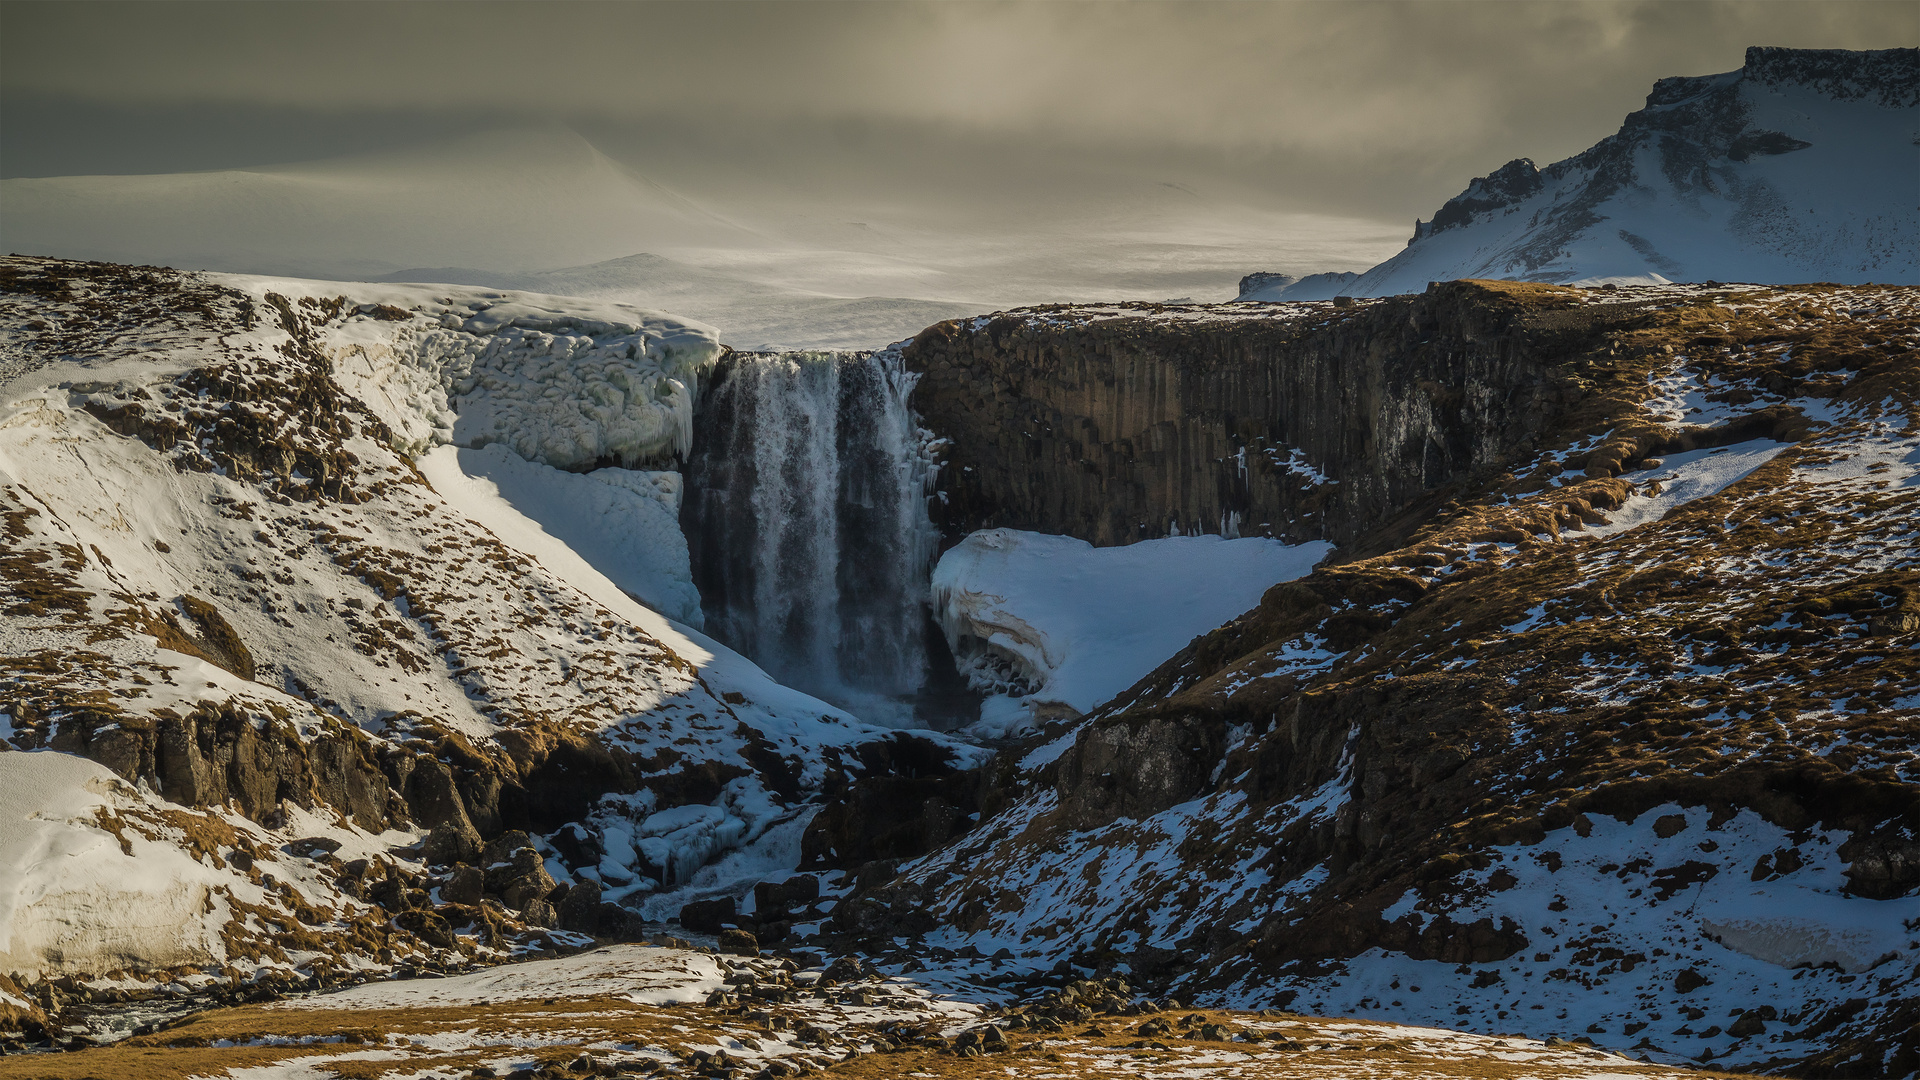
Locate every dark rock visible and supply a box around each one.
[799,736,979,870]
[903,282,1619,552]
[424,822,483,867]
[483,829,536,871]
[500,870,557,912]
[441,865,485,907]
[369,874,411,912]
[679,896,737,933]
[1055,714,1227,829]
[520,898,557,928]
[717,928,759,957]
[596,902,646,941]
[1675,968,1710,993]
[395,909,455,949]
[50,699,395,831]
[753,875,821,916]
[822,955,875,984]
[556,879,603,934]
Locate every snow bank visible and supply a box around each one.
[931,529,1331,732]
[1582,438,1787,538]
[0,752,236,976]
[1700,884,1920,973]
[276,943,728,1010]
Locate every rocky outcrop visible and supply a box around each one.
[905,281,1652,550]
[800,732,983,872]
[40,700,400,832]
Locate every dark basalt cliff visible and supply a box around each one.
[905,282,1670,551]
[844,282,1920,1078]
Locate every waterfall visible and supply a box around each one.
[682,349,946,723]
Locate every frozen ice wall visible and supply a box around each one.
[682,349,941,722]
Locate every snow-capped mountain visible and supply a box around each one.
[1348,47,1919,295]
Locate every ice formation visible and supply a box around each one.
[302,283,725,470]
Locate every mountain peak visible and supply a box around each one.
[1349,46,1918,294]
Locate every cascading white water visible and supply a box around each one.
[682,349,943,723]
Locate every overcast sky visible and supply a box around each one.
[3,0,1910,225]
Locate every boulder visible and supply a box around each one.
[423,822,482,867]
[753,875,821,916]
[440,865,485,907]
[520,898,557,928]
[499,858,557,912]
[678,896,737,933]
[556,879,603,934]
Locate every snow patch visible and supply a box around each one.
[931,529,1330,733]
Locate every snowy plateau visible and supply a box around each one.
[0,43,1916,1080]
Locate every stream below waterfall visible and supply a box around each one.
[681,349,980,729]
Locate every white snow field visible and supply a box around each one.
[1342,47,1918,295]
[932,529,1332,735]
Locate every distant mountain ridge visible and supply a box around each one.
[1236,270,1360,302]
[1340,46,1919,295]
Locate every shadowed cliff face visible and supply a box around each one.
[903,282,1660,552]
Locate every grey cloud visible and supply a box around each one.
[1,1,1912,223]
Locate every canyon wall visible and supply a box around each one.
[903,283,1664,551]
